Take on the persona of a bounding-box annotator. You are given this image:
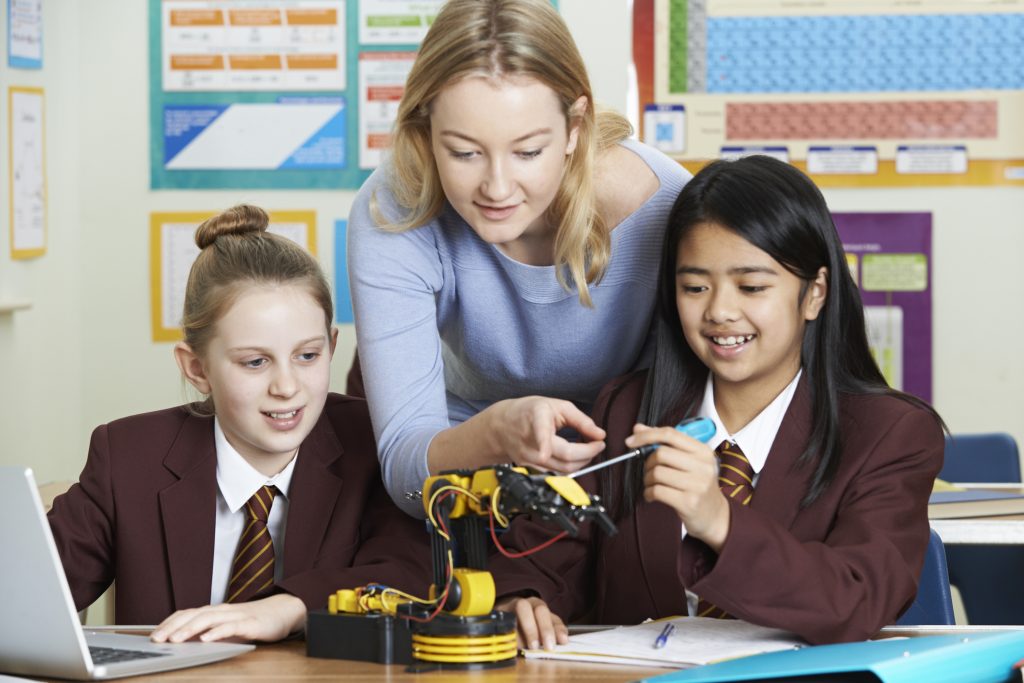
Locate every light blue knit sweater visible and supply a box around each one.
[348,138,689,515]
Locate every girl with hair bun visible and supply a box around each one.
[349,0,691,516]
[48,205,429,643]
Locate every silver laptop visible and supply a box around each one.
[0,466,254,680]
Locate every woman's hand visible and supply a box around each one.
[490,396,606,473]
[427,395,604,477]
[495,596,568,651]
[150,594,306,644]
[627,423,731,551]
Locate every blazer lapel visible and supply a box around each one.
[751,376,816,530]
[159,414,218,610]
[283,415,344,574]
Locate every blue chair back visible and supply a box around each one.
[938,432,1024,624]
[939,433,1021,483]
[897,529,955,625]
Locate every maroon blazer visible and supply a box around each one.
[493,372,944,643]
[48,393,431,625]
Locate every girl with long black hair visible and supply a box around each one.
[495,155,945,648]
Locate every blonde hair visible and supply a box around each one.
[377,0,631,306]
[181,204,333,415]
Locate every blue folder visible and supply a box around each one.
[642,631,1024,683]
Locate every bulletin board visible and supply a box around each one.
[148,0,440,189]
[634,0,1024,187]
[835,213,932,402]
[149,211,317,341]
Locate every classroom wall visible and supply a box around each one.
[0,2,85,484]
[1,0,1022,493]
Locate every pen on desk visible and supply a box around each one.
[654,623,675,649]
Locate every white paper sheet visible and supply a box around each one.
[523,617,804,669]
[9,88,46,257]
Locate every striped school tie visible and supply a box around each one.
[226,485,279,604]
[695,440,755,619]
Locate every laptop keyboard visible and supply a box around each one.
[89,645,169,664]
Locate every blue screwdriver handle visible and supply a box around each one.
[674,416,716,444]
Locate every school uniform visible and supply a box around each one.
[48,393,431,625]
[492,371,944,644]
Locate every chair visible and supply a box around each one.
[939,432,1024,625]
[939,433,1020,483]
[897,529,955,625]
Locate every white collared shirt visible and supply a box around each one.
[210,418,297,605]
[697,369,803,486]
[683,370,802,615]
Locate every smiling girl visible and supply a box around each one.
[495,156,946,648]
[48,205,428,642]
[347,0,691,517]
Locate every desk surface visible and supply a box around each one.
[32,627,1024,682]
[931,515,1024,545]
[81,641,655,682]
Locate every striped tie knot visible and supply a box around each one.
[245,485,277,523]
[696,440,755,619]
[226,485,280,604]
[716,440,754,506]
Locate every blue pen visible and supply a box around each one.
[654,622,675,649]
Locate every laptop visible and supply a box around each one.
[0,466,254,680]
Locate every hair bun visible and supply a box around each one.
[195,205,270,249]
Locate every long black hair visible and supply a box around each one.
[616,155,944,513]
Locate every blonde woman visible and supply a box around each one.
[349,0,690,516]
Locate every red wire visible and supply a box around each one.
[403,489,570,623]
[489,508,568,558]
[402,489,456,623]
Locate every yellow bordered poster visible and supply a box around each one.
[8,86,47,259]
[149,210,317,342]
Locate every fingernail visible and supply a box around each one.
[544,638,554,651]
[625,436,635,447]
[530,640,540,650]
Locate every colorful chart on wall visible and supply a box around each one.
[835,212,932,402]
[149,0,448,189]
[149,211,317,341]
[634,0,1024,187]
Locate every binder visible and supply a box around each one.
[642,631,1024,683]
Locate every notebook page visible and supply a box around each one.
[523,617,805,668]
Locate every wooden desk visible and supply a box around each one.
[91,641,655,682]
[929,484,1024,545]
[34,626,1024,682]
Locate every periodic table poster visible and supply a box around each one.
[635,0,1024,187]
